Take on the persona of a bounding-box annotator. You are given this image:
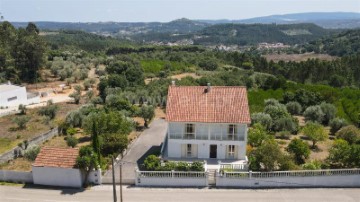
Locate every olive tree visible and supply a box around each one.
[302,122,328,148]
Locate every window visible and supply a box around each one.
[185,124,195,139]
[228,124,237,140]
[187,144,192,157]
[228,145,235,158]
[7,96,17,102]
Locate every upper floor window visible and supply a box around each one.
[185,123,195,139]
[228,124,237,135]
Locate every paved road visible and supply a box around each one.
[105,118,167,182]
[1,185,360,202]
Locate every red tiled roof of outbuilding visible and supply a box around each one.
[33,147,79,169]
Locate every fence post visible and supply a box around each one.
[249,170,252,179]
[171,170,174,178]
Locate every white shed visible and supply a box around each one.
[0,82,40,107]
[32,147,83,188]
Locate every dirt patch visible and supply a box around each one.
[0,158,32,171]
[263,53,337,62]
[144,72,201,84]
[294,116,306,127]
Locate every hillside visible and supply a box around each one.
[303,29,360,56]
[193,23,334,45]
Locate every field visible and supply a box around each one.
[263,53,337,62]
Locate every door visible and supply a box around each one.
[209,145,217,158]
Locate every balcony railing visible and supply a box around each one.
[169,133,245,141]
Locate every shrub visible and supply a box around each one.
[66,127,77,136]
[287,138,310,164]
[264,98,280,107]
[286,101,302,115]
[190,161,204,171]
[336,125,360,144]
[24,146,40,161]
[264,104,289,121]
[38,100,59,119]
[320,102,337,125]
[277,131,291,140]
[302,160,322,170]
[303,105,324,123]
[176,162,190,171]
[18,104,27,115]
[143,155,160,170]
[12,116,30,129]
[66,135,78,148]
[69,91,81,104]
[329,118,348,135]
[251,113,272,131]
[273,117,299,134]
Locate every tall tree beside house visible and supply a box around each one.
[76,146,99,187]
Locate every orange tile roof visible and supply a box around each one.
[33,147,79,169]
[166,86,251,124]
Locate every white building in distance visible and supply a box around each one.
[0,81,40,108]
[164,83,251,161]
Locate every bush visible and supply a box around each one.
[287,138,310,164]
[320,102,337,125]
[66,135,78,148]
[24,146,40,161]
[273,117,299,134]
[38,100,59,119]
[190,161,204,171]
[302,160,322,170]
[303,105,324,123]
[286,101,302,115]
[176,162,190,171]
[12,116,30,129]
[143,155,160,170]
[66,127,77,136]
[277,131,291,140]
[264,104,289,121]
[251,113,272,131]
[18,104,27,115]
[329,118,348,135]
[69,91,81,104]
[264,98,280,107]
[336,125,360,144]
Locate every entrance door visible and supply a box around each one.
[209,145,217,158]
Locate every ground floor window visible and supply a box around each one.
[228,145,235,158]
[187,144,192,157]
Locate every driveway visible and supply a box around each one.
[105,118,167,182]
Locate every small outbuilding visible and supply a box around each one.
[32,147,83,188]
[0,81,40,107]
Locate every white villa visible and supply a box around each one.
[0,81,40,108]
[164,83,251,161]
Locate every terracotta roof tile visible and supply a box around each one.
[33,147,79,169]
[166,86,251,124]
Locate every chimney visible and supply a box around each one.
[205,83,211,93]
[171,80,176,86]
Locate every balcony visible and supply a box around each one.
[169,133,244,141]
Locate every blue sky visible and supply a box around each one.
[0,0,359,22]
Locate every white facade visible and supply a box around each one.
[0,82,40,107]
[32,166,83,188]
[167,122,248,160]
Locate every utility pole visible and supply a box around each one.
[112,157,117,202]
[119,162,123,202]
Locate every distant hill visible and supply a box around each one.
[11,18,209,35]
[199,12,360,29]
[193,23,334,46]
